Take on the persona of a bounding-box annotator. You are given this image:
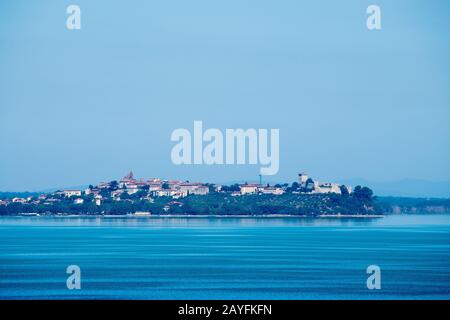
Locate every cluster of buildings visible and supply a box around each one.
[236,173,351,196]
[0,171,352,206]
[297,173,352,195]
[86,171,211,202]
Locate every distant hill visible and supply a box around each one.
[0,185,89,197]
[35,185,89,193]
[339,179,450,198]
[0,192,40,199]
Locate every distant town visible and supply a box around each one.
[1,172,449,216]
[0,171,353,207]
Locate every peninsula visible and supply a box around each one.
[1,172,448,216]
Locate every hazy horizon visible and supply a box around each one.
[2,173,450,199]
[1,0,449,192]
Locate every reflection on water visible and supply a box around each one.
[0,214,449,228]
[0,216,378,228]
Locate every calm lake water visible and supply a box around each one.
[0,215,449,300]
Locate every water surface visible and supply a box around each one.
[0,215,449,299]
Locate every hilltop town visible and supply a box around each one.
[0,172,380,216]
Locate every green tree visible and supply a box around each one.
[100,188,111,198]
[109,180,119,191]
[339,185,349,196]
[353,186,373,200]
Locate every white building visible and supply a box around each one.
[74,198,84,204]
[313,182,342,194]
[62,190,82,197]
[12,197,27,203]
[111,190,125,200]
[134,212,151,216]
[153,189,188,198]
[240,184,259,195]
[94,195,102,206]
[148,184,162,191]
[179,183,199,193]
[87,188,100,196]
[126,184,140,195]
[179,183,209,195]
[189,186,209,195]
[97,182,110,189]
[298,173,308,188]
[259,187,284,195]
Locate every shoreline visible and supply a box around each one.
[2,213,386,218]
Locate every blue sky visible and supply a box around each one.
[0,0,449,191]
